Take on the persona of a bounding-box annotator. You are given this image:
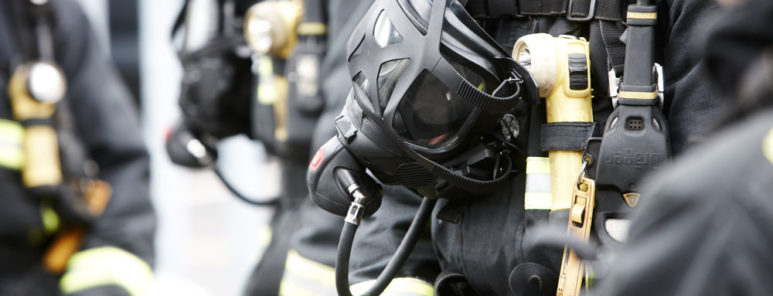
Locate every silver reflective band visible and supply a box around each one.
[28,62,66,104]
[524,157,552,210]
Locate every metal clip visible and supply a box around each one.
[557,177,596,296]
[655,63,664,107]
[576,157,590,189]
[567,0,597,22]
[608,69,620,108]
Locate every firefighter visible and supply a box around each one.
[596,0,773,294]
[0,0,155,295]
[306,0,724,295]
[166,0,374,295]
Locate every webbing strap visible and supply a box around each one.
[539,122,596,151]
[599,20,627,75]
[466,0,519,19]
[466,0,628,21]
[518,0,568,16]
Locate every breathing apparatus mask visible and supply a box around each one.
[309,0,538,218]
[166,0,283,206]
[167,0,259,169]
[306,0,537,294]
[171,0,254,145]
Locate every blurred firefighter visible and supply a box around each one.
[0,0,156,295]
[166,0,370,295]
[596,0,773,294]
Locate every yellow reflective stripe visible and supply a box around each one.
[284,250,336,286]
[350,277,434,296]
[40,202,60,234]
[0,119,24,170]
[280,281,329,296]
[60,247,153,296]
[763,128,773,166]
[526,157,550,175]
[251,226,272,264]
[525,192,553,210]
[627,11,657,20]
[618,91,658,100]
[259,226,272,249]
[279,250,336,296]
[297,22,327,35]
[257,56,278,105]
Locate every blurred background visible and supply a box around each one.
[76,1,276,294]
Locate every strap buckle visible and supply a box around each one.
[566,0,596,22]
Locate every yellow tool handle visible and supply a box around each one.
[22,125,63,189]
[544,37,593,212]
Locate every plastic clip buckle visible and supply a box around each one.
[566,0,596,22]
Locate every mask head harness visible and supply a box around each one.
[309,0,537,216]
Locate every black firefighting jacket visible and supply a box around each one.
[0,1,155,295]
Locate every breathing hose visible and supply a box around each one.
[335,196,436,296]
[213,166,280,207]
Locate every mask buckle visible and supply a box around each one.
[566,0,597,22]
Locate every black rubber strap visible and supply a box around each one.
[425,151,514,196]
[456,76,521,113]
[539,122,595,151]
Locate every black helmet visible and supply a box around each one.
[309,0,536,216]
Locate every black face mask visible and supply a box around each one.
[172,0,254,140]
[308,0,538,217]
[177,41,253,139]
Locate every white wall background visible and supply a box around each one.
[77,0,277,295]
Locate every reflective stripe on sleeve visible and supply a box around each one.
[0,119,24,170]
[279,250,337,296]
[763,128,773,166]
[525,157,552,210]
[60,247,153,296]
[350,277,434,296]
